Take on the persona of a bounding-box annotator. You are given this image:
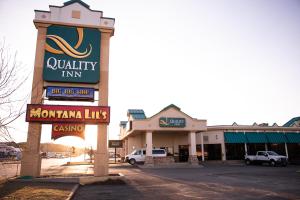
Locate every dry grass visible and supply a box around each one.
[0,181,75,200]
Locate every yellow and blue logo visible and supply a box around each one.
[45,27,92,59]
[43,25,100,83]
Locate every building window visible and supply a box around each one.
[204,144,221,160]
[203,136,209,142]
[287,143,300,164]
[225,143,245,160]
[247,144,265,155]
[267,144,285,155]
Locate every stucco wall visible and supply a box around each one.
[126,134,144,154]
[35,2,114,28]
[200,131,224,144]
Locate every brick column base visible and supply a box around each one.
[144,156,154,166]
[20,151,41,177]
[188,155,199,165]
[94,152,108,177]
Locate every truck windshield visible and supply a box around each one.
[267,151,279,156]
[131,150,137,155]
[133,150,141,155]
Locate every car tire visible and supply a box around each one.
[129,159,136,165]
[270,160,276,167]
[245,159,251,165]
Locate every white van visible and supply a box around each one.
[125,148,167,165]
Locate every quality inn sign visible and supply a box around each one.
[43,25,100,83]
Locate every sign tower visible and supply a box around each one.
[21,0,114,177]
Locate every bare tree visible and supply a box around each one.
[0,41,30,142]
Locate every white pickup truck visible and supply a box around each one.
[245,151,288,166]
[125,148,167,165]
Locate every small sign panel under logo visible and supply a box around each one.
[159,117,186,128]
[52,123,85,140]
[46,86,94,101]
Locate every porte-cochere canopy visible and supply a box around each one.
[121,104,207,138]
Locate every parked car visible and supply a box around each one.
[245,151,288,166]
[0,145,21,160]
[125,148,167,165]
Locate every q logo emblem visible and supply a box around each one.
[159,118,169,126]
[45,27,92,59]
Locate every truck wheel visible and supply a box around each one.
[245,159,251,165]
[270,160,276,167]
[129,159,136,165]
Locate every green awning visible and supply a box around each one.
[224,132,247,143]
[246,132,268,143]
[286,133,300,143]
[265,132,287,143]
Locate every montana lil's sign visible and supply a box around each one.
[43,25,100,83]
[26,104,110,124]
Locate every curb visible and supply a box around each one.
[65,162,93,166]
[0,161,21,165]
[138,164,204,169]
[79,173,125,185]
[0,178,6,185]
[66,184,79,200]
[15,177,80,183]
[0,175,19,185]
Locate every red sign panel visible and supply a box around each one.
[52,123,85,140]
[26,104,110,124]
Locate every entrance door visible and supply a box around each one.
[179,145,189,162]
[204,144,221,160]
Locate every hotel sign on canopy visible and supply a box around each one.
[159,117,186,128]
[26,104,110,124]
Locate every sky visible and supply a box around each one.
[0,0,299,148]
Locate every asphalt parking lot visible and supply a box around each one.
[73,163,300,200]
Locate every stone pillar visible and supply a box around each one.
[221,141,226,161]
[201,133,205,161]
[265,143,268,151]
[244,131,248,156]
[124,139,128,156]
[20,24,47,177]
[284,143,289,159]
[145,131,153,165]
[94,30,113,177]
[188,132,198,164]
